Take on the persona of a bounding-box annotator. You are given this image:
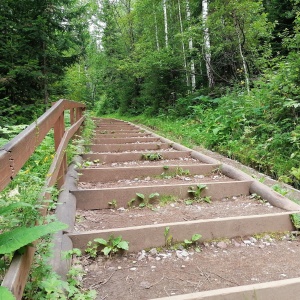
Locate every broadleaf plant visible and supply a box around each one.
[0,221,68,254]
[0,286,15,300]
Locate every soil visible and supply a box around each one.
[74,196,283,231]
[77,173,232,189]
[76,234,300,300]
[85,158,201,168]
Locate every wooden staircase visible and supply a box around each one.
[54,118,300,300]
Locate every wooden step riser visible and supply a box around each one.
[88,143,171,153]
[92,137,160,144]
[95,130,143,134]
[73,181,252,209]
[94,133,152,138]
[151,278,300,300]
[81,151,192,163]
[78,164,219,182]
[96,126,137,130]
[68,212,294,252]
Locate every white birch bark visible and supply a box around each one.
[163,0,168,47]
[234,17,250,94]
[186,0,196,91]
[202,0,214,88]
[153,4,160,51]
[178,0,189,86]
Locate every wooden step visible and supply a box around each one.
[92,137,160,144]
[77,164,220,182]
[81,150,192,163]
[95,129,143,134]
[67,212,294,252]
[87,142,171,153]
[72,180,252,209]
[93,132,152,138]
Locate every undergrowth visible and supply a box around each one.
[0,111,96,299]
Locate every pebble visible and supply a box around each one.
[176,250,189,259]
[137,250,146,261]
[130,267,137,271]
[140,281,151,289]
[243,240,252,245]
[217,241,227,249]
[149,248,158,256]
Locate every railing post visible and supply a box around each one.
[54,112,66,188]
[75,107,84,136]
[70,108,75,125]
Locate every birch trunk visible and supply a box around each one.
[202,0,214,88]
[233,15,250,94]
[163,0,168,47]
[178,0,189,86]
[153,4,160,51]
[186,0,196,91]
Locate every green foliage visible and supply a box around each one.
[141,152,163,161]
[0,286,15,300]
[183,233,202,250]
[86,236,129,258]
[291,214,300,230]
[164,227,173,247]
[187,184,210,204]
[0,222,67,255]
[0,0,89,123]
[134,192,160,208]
[108,200,118,208]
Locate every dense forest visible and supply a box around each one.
[0,0,300,183]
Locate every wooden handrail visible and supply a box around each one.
[0,99,86,299]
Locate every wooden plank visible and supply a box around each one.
[78,164,220,182]
[93,133,151,138]
[68,212,295,251]
[150,278,300,300]
[81,150,192,163]
[73,180,251,209]
[95,129,142,134]
[1,245,36,300]
[92,137,160,144]
[89,142,171,153]
[44,116,85,191]
[0,150,12,190]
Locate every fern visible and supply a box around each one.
[0,286,15,300]
[0,221,68,254]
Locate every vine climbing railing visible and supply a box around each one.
[0,99,86,299]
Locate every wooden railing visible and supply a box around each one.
[0,99,86,299]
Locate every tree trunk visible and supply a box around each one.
[186,0,196,91]
[202,0,214,88]
[233,14,250,94]
[153,4,160,51]
[178,0,189,86]
[163,0,168,47]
